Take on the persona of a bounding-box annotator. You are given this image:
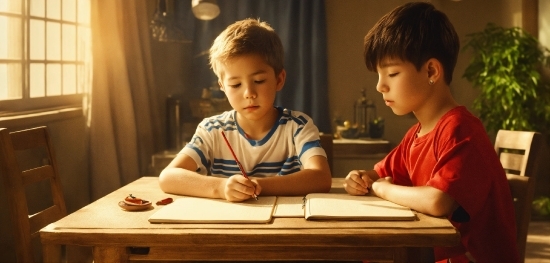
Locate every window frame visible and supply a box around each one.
[0,0,90,116]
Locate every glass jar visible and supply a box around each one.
[354,89,376,138]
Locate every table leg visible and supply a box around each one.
[394,247,435,263]
[93,246,128,263]
[394,248,406,263]
[42,244,62,263]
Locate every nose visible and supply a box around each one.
[244,83,257,99]
[376,78,388,93]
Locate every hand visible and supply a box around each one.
[223,175,261,202]
[344,170,373,196]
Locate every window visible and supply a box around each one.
[0,0,91,114]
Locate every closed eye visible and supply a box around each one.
[229,83,241,88]
[254,79,266,84]
[389,73,399,77]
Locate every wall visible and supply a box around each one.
[541,0,550,48]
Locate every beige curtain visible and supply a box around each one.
[89,1,162,200]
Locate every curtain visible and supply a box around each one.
[89,1,162,200]
[175,0,331,133]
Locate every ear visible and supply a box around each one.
[276,69,286,91]
[218,80,225,92]
[426,58,443,84]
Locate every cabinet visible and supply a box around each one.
[332,139,391,177]
[150,151,178,176]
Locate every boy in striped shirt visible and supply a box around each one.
[159,18,332,202]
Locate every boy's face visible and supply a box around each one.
[375,58,434,116]
[218,54,285,124]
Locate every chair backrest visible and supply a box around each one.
[494,129,542,263]
[319,133,333,174]
[0,126,67,263]
[494,129,542,176]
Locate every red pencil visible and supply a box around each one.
[221,130,258,200]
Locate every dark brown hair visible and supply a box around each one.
[363,2,459,84]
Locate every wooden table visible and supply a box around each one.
[40,177,460,263]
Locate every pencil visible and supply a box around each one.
[220,130,258,200]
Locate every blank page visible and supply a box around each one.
[148,196,277,223]
[305,193,415,221]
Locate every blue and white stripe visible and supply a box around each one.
[180,106,325,177]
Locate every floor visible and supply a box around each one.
[526,220,550,262]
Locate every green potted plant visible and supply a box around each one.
[462,23,550,219]
[462,23,550,141]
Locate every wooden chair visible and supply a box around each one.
[494,129,542,263]
[319,133,334,174]
[0,126,67,263]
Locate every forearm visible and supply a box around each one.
[158,167,225,199]
[373,182,456,217]
[257,168,332,196]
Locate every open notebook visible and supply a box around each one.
[148,194,415,224]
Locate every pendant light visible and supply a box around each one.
[191,0,220,20]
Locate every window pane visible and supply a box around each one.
[0,16,22,59]
[62,24,75,60]
[77,0,90,24]
[30,0,45,17]
[30,19,45,60]
[30,63,45,97]
[0,63,22,100]
[46,21,61,60]
[46,63,61,96]
[46,0,61,20]
[77,26,90,61]
[62,0,76,22]
[62,64,76,94]
[0,0,22,14]
[77,64,83,93]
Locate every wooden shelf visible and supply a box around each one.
[333,139,391,158]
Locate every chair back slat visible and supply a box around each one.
[9,127,49,150]
[499,152,527,174]
[22,166,55,185]
[29,205,65,235]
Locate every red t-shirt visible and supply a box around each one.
[374,106,519,263]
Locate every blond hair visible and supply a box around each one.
[209,18,284,79]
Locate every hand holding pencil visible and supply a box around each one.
[221,131,259,201]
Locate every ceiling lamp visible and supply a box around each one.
[192,0,220,21]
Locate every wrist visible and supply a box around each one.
[215,177,228,199]
[372,179,385,198]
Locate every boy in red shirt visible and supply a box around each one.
[344,2,519,262]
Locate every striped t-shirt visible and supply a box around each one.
[180,106,326,177]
